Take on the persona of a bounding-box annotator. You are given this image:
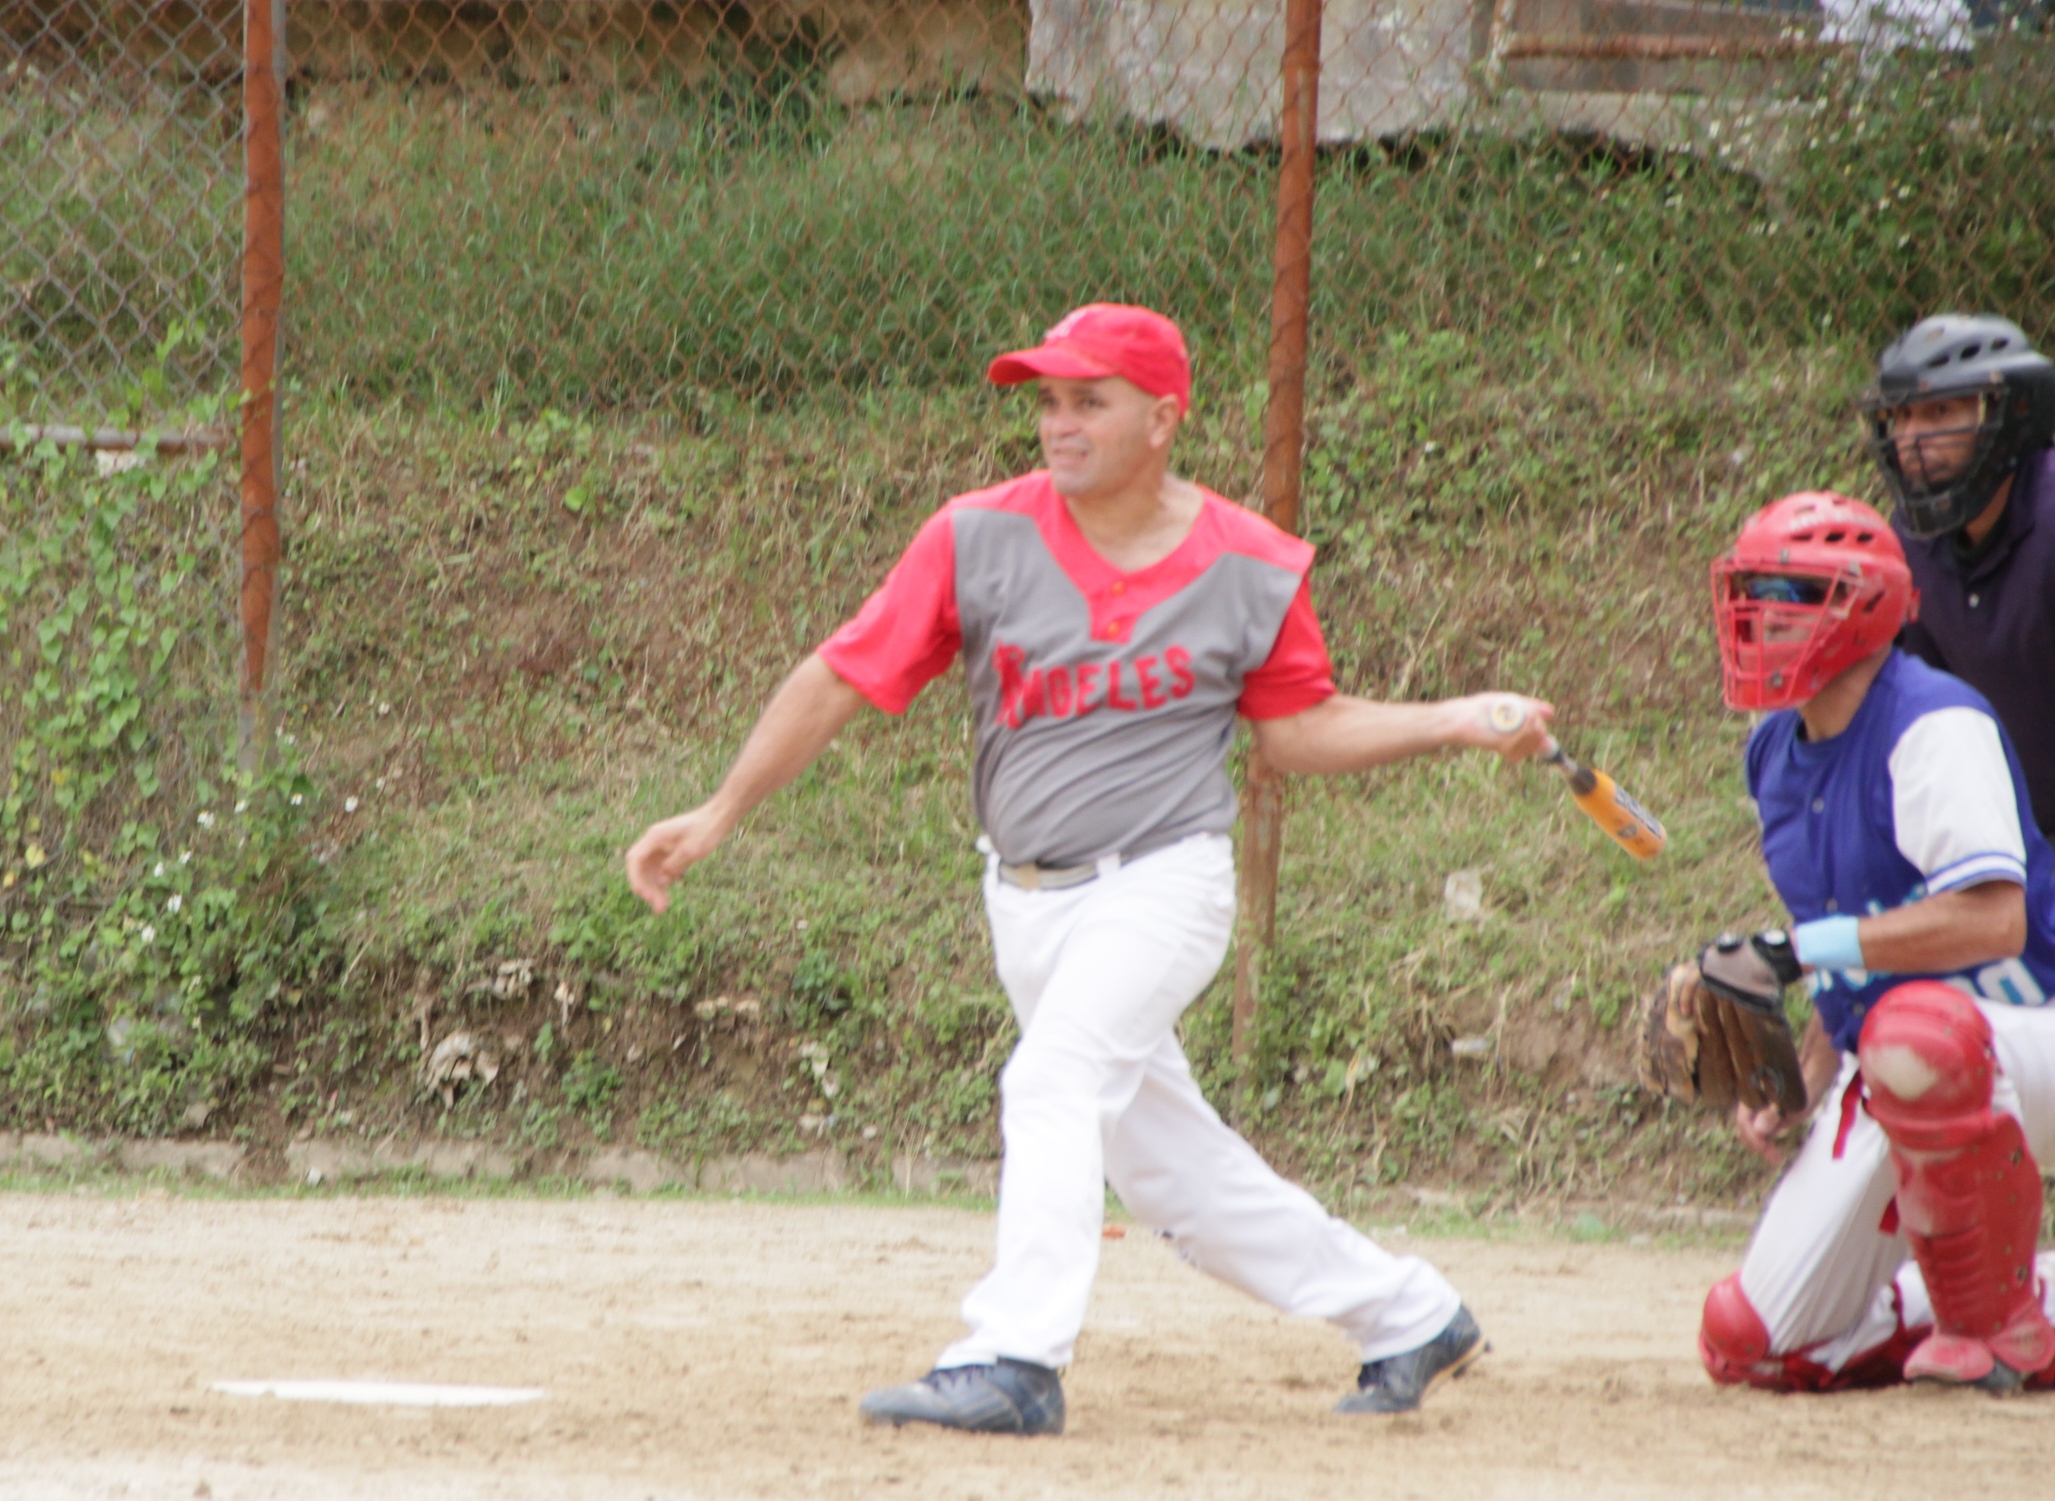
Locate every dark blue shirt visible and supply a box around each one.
[1896,446,2055,835]
[1746,652,2055,1051]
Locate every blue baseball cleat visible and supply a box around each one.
[1335,1304,1487,1415]
[859,1358,1066,1435]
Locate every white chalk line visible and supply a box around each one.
[211,1379,545,1407]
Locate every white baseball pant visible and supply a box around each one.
[935,832,1462,1372]
[1739,1002,2055,1370]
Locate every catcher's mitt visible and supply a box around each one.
[1639,932,1807,1116]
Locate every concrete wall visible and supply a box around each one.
[1028,0,1483,150]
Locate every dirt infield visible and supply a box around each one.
[4,1191,2050,1499]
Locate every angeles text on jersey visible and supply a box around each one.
[993,642,1198,728]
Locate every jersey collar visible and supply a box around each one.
[1031,474,1228,645]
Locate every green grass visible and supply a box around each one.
[9,41,2055,422]
[8,38,2054,1205]
[2,327,1860,1208]
[282,45,2055,410]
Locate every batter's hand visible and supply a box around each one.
[626,805,733,915]
[1453,694,1556,763]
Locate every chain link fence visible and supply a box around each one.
[280,0,2055,412]
[4,0,2054,1126]
[3,3,244,427]
[4,3,2051,422]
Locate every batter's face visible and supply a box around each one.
[1885,394,1986,486]
[1038,376,1182,500]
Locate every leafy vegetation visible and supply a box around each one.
[0,327,1845,1210]
[0,414,326,1135]
[11,42,2055,423]
[6,42,2050,1207]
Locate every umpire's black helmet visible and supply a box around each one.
[1860,313,2055,538]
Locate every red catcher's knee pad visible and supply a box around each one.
[1858,982,2054,1380]
[1698,1275,1918,1392]
[1859,981,1994,1149]
[1700,1275,1774,1386]
[1693,1274,1915,1389]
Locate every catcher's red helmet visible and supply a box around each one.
[1711,492,1917,711]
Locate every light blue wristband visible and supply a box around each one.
[1793,915,1864,972]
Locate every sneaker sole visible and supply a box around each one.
[859,1410,1048,1433]
[1426,1335,1489,1399]
[1337,1334,1490,1416]
[858,1402,1062,1435]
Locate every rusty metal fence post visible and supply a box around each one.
[238,0,287,771]
[1232,0,1324,1072]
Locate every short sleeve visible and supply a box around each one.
[1888,706,2028,891]
[1237,577,1335,720]
[818,509,962,714]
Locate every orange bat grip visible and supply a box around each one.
[1572,769,1667,860]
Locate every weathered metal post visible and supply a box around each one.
[238,0,286,772]
[1232,0,1323,1070]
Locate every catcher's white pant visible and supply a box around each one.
[936,832,1461,1373]
[1740,1002,2055,1369]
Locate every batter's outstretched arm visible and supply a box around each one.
[626,653,868,914]
[1250,691,1554,776]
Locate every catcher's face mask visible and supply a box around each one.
[1711,492,1916,712]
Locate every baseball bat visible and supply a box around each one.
[1487,701,1666,861]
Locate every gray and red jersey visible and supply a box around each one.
[820,471,1333,867]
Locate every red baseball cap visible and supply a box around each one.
[987,304,1191,414]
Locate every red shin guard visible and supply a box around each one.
[1698,1274,1921,1392]
[1859,983,2055,1385]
